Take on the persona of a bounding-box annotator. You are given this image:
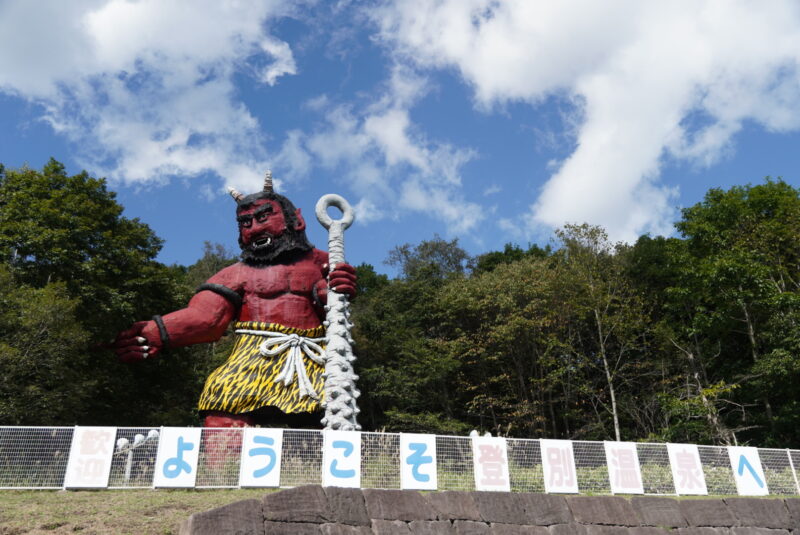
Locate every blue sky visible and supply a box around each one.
[1,1,799,274]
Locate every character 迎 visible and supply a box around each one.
[112,172,357,429]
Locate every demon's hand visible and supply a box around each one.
[112,320,164,362]
[315,262,357,303]
[328,262,358,298]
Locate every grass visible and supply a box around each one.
[0,489,270,535]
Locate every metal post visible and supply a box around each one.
[124,450,133,484]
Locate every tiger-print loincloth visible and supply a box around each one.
[198,321,326,414]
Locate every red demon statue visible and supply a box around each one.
[113,173,356,429]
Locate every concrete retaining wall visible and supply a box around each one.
[180,485,800,534]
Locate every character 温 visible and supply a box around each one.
[112,173,356,429]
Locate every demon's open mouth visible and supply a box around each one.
[250,235,272,251]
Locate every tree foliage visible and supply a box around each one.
[353,238,471,435]
[0,265,91,424]
[0,159,180,339]
[354,178,800,446]
[0,160,206,425]
[2,160,799,447]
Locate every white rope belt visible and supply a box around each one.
[235,329,327,400]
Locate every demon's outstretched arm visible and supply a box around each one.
[113,291,236,362]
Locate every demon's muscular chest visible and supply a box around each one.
[208,250,328,329]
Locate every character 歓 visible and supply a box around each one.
[112,173,357,429]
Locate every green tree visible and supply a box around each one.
[0,160,196,425]
[385,234,471,281]
[553,224,651,441]
[434,254,576,437]
[622,179,800,446]
[674,179,800,445]
[0,159,180,339]
[0,265,92,424]
[627,235,739,445]
[473,243,552,274]
[352,237,473,434]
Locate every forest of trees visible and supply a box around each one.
[2,159,799,448]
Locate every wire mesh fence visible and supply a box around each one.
[636,443,675,495]
[698,445,738,495]
[436,435,474,491]
[0,427,73,489]
[195,428,243,488]
[573,441,611,494]
[108,428,159,488]
[507,438,544,493]
[281,429,322,487]
[1,426,798,495]
[757,448,798,495]
[361,432,400,490]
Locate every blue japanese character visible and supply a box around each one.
[249,435,277,478]
[330,440,356,479]
[163,436,194,479]
[737,455,765,488]
[406,442,433,482]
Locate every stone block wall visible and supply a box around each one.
[179,485,800,534]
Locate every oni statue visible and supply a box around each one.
[112,173,356,430]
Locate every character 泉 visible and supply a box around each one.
[112,172,357,430]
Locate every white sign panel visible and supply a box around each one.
[728,446,769,496]
[400,433,437,490]
[322,430,361,488]
[239,428,283,488]
[604,441,644,494]
[541,439,579,493]
[64,426,116,488]
[667,443,707,495]
[471,436,510,492]
[153,427,202,488]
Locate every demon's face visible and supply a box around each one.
[237,199,287,252]
[237,196,312,265]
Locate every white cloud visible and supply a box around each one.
[6,0,799,243]
[287,66,482,233]
[353,197,382,225]
[497,217,522,239]
[0,0,295,192]
[483,184,501,196]
[259,38,298,86]
[371,0,800,241]
[274,129,313,183]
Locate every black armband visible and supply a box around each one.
[196,283,243,310]
[152,315,170,350]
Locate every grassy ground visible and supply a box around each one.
[0,489,270,535]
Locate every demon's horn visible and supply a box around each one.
[228,187,244,202]
[264,170,273,193]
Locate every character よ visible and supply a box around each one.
[112,173,356,429]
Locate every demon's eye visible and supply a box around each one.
[254,204,274,223]
[237,215,253,228]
